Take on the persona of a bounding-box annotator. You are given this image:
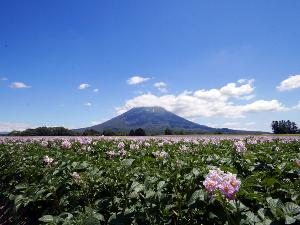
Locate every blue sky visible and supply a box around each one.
[1,0,300,132]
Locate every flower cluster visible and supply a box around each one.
[41,140,48,147]
[153,150,168,159]
[130,143,139,150]
[43,155,54,165]
[234,141,247,153]
[106,149,127,158]
[144,142,150,147]
[62,140,72,149]
[117,142,125,149]
[179,145,188,153]
[203,169,241,200]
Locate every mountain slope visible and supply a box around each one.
[76,106,265,134]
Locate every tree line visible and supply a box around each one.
[7,127,150,136]
[7,126,197,136]
[271,120,300,134]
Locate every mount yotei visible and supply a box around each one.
[76,107,264,135]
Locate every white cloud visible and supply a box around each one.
[222,121,257,130]
[78,83,90,90]
[245,122,256,126]
[293,101,300,109]
[223,122,241,127]
[206,123,219,128]
[220,80,254,98]
[0,77,7,81]
[277,75,300,91]
[117,80,287,119]
[90,120,105,125]
[127,76,150,85]
[242,100,287,113]
[84,102,92,107]
[0,122,34,132]
[9,82,31,89]
[154,82,168,93]
[93,88,99,93]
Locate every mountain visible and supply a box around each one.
[76,106,265,135]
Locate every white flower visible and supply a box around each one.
[43,155,54,165]
[71,172,80,180]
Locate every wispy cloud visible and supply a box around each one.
[0,77,8,81]
[223,121,256,130]
[293,101,300,109]
[277,75,300,91]
[9,82,31,89]
[90,120,105,125]
[127,76,150,85]
[84,102,92,107]
[154,82,168,93]
[78,83,90,90]
[93,88,99,93]
[0,122,34,132]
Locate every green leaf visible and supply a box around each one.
[39,215,55,222]
[122,158,135,167]
[262,177,277,186]
[245,211,261,223]
[93,213,105,221]
[15,183,28,190]
[157,181,165,190]
[284,202,300,216]
[285,215,296,224]
[187,189,205,206]
[192,168,200,176]
[58,212,73,220]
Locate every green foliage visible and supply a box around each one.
[0,137,299,224]
[164,128,173,135]
[271,120,299,134]
[8,126,77,136]
[82,129,101,136]
[102,129,116,136]
[134,128,146,136]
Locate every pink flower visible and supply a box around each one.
[218,181,236,200]
[234,141,247,153]
[296,159,300,167]
[106,150,118,158]
[130,143,139,150]
[203,179,218,193]
[118,149,127,156]
[62,140,72,149]
[153,150,168,159]
[203,169,241,200]
[118,142,125,149]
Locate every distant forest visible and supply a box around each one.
[8,122,300,136]
[7,126,221,136]
[7,127,181,136]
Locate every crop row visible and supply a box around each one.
[0,136,299,224]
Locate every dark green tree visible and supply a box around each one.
[102,129,115,136]
[164,128,173,135]
[271,120,299,134]
[129,129,135,136]
[134,128,146,136]
[82,129,101,136]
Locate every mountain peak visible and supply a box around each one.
[128,106,167,113]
